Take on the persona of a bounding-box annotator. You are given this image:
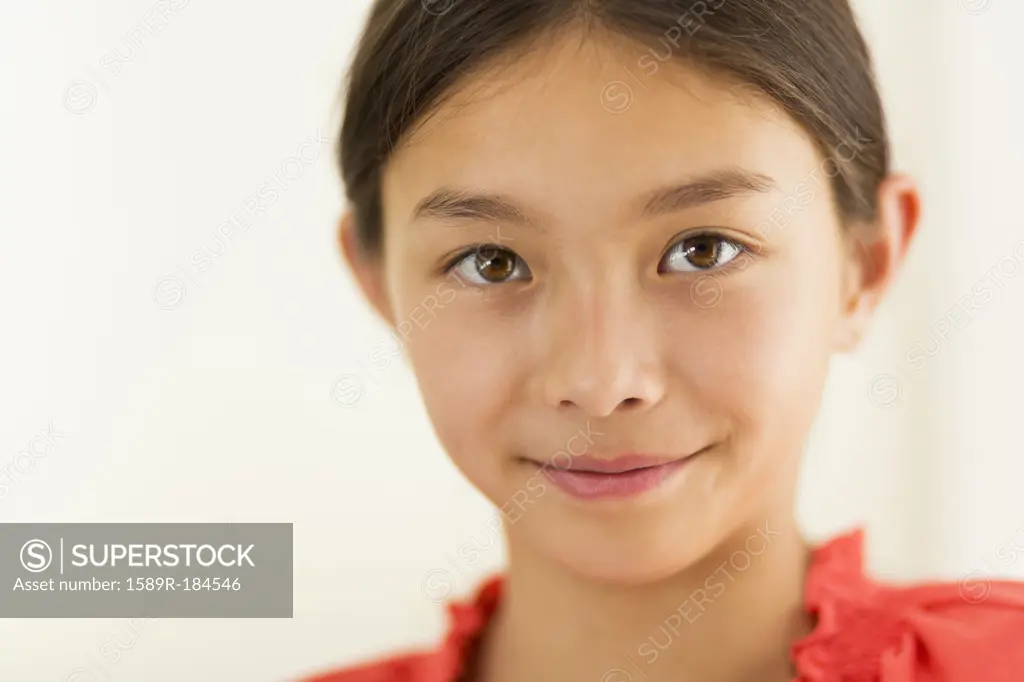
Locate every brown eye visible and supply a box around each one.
[660,234,743,273]
[451,245,531,285]
[476,248,516,282]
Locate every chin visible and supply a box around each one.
[560,552,696,586]
[512,502,728,587]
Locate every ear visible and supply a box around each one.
[834,173,921,351]
[338,210,395,325]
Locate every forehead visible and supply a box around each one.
[381,29,822,228]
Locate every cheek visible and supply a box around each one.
[671,249,841,446]
[400,301,521,487]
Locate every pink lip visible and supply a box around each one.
[535,453,693,500]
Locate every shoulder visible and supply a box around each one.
[295,577,503,682]
[793,529,1024,682]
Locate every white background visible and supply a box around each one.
[1,0,1023,679]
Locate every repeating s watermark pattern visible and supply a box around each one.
[600,81,634,115]
[866,374,902,409]
[599,0,728,114]
[957,569,992,604]
[688,129,873,309]
[959,0,994,16]
[332,228,516,408]
[62,0,190,115]
[0,421,68,502]
[151,130,330,311]
[868,238,1024,408]
[420,422,604,602]
[331,375,365,409]
[63,81,100,116]
[63,618,159,682]
[599,522,783,680]
[422,0,456,16]
[957,525,1024,604]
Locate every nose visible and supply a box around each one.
[534,281,666,418]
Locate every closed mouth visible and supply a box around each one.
[523,453,690,474]
[517,450,706,500]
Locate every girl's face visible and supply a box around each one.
[353,31,885,584]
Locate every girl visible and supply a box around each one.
[305,0,1024,680]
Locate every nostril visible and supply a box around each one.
[557,396,644,412]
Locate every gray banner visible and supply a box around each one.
[0,523,292,617]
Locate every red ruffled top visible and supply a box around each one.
[301,530,1024,681]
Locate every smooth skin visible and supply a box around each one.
[341,26,919,682]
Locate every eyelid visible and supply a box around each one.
[658,229,758,275]
[667,227,759,253]
[436,231,761,277]
[438,243,504,274]
[439,243,531,288]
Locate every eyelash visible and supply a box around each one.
[440,244,505,274]
[439,231,754,282]
[660,230,753,273]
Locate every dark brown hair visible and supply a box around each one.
[338,0,889,256]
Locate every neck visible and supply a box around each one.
[477,510,814,682]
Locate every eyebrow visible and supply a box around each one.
[411,168,777,228]
[413,187,534,227]
[638,168,777,218]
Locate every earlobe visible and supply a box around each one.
[833,302,865,352]
[338,210,394,325]
[830,232,876,352]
